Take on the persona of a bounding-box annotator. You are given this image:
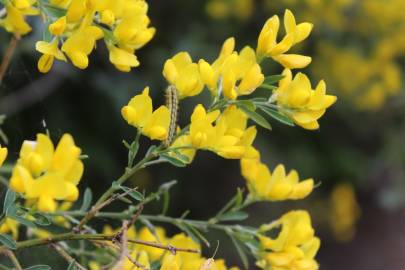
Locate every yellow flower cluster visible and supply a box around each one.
[241,160,313,201]
[265,0,405,110]
[0,0,155,73]
[257,210,320,270]
[89,226,239,270]
[9,133,84,212]
[276,69,337,130]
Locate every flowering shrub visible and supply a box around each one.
[0,1,337,269]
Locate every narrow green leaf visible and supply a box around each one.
[118,186,143,201]
[3,189,16,214]
[160,154,187,167]
[128,140,140,166]
[263,74,284,85]
[158,180,177,192]
[175,222,201,245]
[186,224,210,247]
[32,213,52,226]
[6,206,36,228]
[234,100,256,111]
[239,107,272,130]
[259,84,277,90]
[23,265,51,270]
[80,188,93,212]
[218,211,249,222]
[228,233,249,269]
[161,191,169,216]
[258,105,294,126]
[234,188,243,209]
[67,261,77,270]
[0,233,17,250]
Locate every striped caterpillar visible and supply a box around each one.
[164,85,179,147]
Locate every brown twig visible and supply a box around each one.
[0,35,20,85]
[2,250,22,270]
[50,243,86,270]
[112,220,129,269]
[73,187,139,232]
[0,232,201,254]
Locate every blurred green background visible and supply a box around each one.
[1,0,405,269]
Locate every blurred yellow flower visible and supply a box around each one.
[0,218,19,239]
[36,39,67,73]
[330,183,361,242]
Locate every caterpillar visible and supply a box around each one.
[165,85,179,147]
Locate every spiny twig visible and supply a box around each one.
[50,243,86,270]
[73,187,139,232]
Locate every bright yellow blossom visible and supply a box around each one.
[9,133,84,212]
[0,145,7,167]
[48,16,66,36]
[138,226,167,261]
[256,9,312,69]
[108,45,140,72]
[36,39,67,73]
[163,52,204,99]
[276,69,337,130]
[257,210,320,270]
[121,87,171,141]
[241,160,314,201]
[62,25,104,69]
[199,40,264,100]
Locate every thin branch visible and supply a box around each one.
[50,243,86,270]
[73,187,139,232]
[0,233,200,254]
[0,35,20,85]
[2,250,22,270]
[111,220,129,270]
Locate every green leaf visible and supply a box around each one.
[3,189,16,214]
[80,188,93,212]
[158,180,177,192]
[258,105,294,126]
[259,84,277,91]
[175,222,201,245]
[128,140,140,166]
[186,224,210,247]
[118,186,143,201]
[32,213,52,226]
[67,261,77,270]
[263,74,284,85]
[228,233,249,269]
[234,188,244,209]
[23,265,51,270]
[218,211,249,222]
[0,233,16,250]
[234,100,256,111]
[160,154,187,167]
[43,5,67,18]
[6,206,36,228]
[239,106,272,130]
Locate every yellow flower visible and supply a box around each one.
[0,146,8,167]
[61,25,104,69]
[198,37,235,96]
[121,87,170,141]
[241,160,314,201]
[0,218,19,239]
[257,210,320,270]
[256,9,312,69]
[49,16,66,36]
[160,254,180,270]
[329,183,361,242]
[66,0,88,22]
[189,104,221,149]
[199,40,264,100]
[36,39,67,73]
[163,52,204,98]
[0,2,38,35]
[9,134,84,212]
[108,45,140,72]
[212,105,257,159]
[276,69,337,130]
